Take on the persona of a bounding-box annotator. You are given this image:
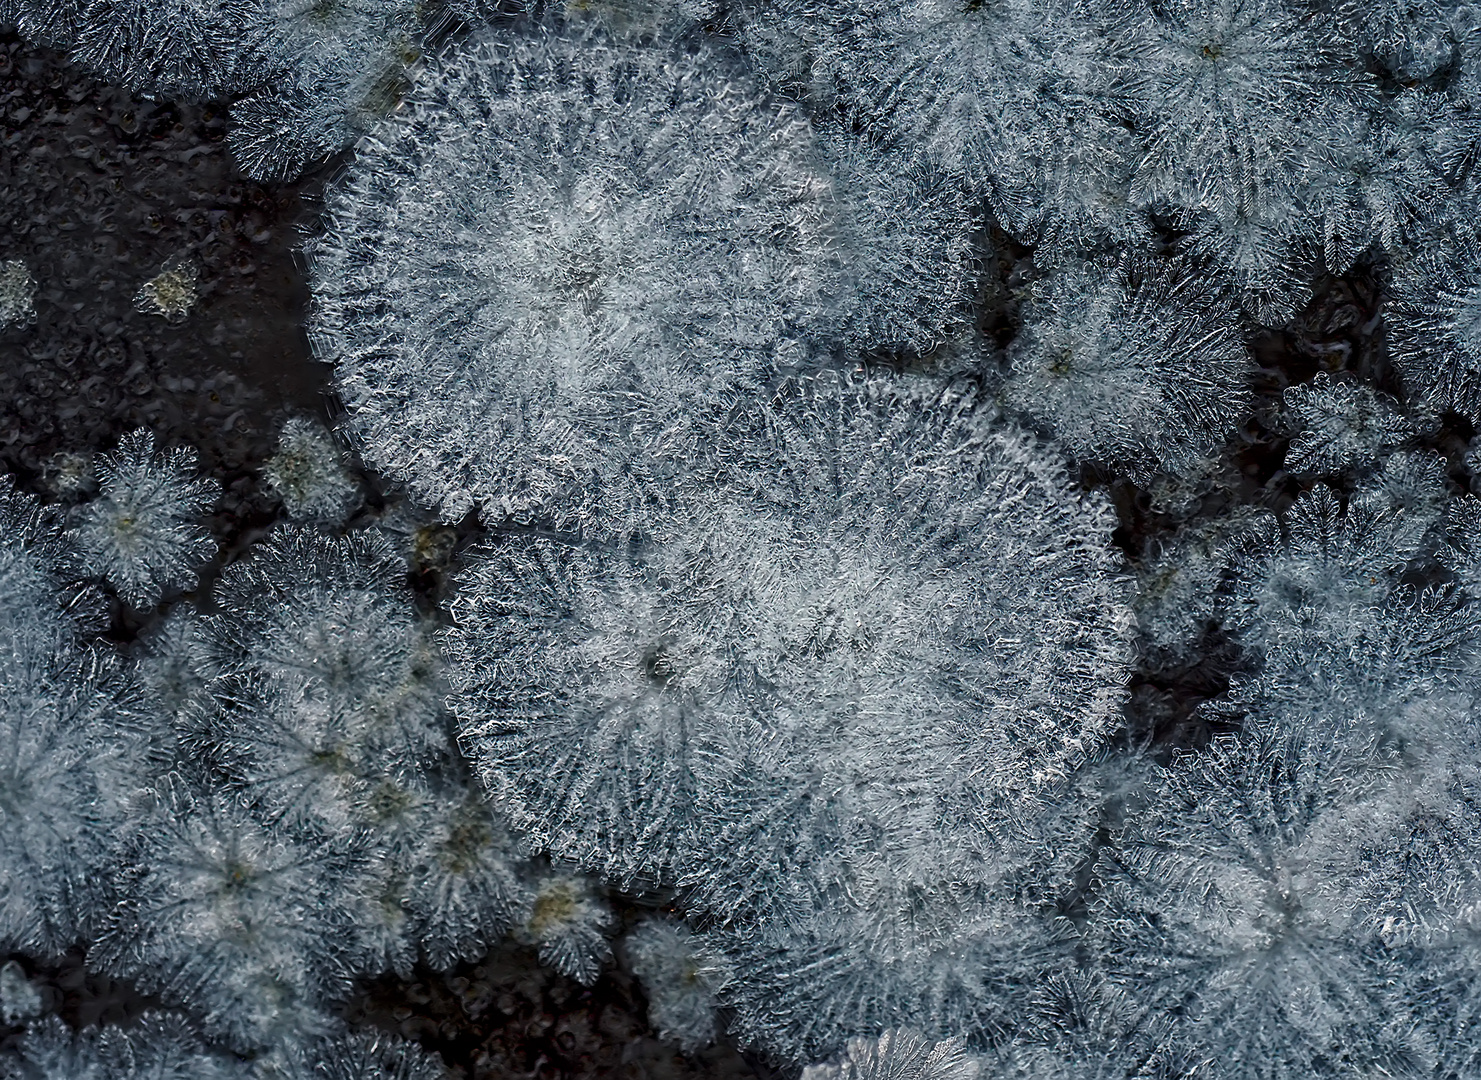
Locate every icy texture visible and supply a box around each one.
[132,258,200,323]
[305,22,847,535]
[0,1012,247,1080]
[227,0,422,181]
[69,429,219,609]
[1304,87,1459,270]
[1003,972,1212,1079]
[1129,0,1373,222]
[1223,476,1448,658]
[825,139,975,355]
[0,485,145,954]
[67,0,264,102]
[1003,257,1249,479]
[626,917,722,1052]
[263,417,359,524]
[95,784,369,1052]
[1387,223,1481,418]
[1132,518,1241,661]
[196,525,530,980]
[801,1030,980,1080]
[736,0,1143,257]
[0,260,37,329]
[1091,731,1431,1079]
[1282,373,1416,475]
[516,874,613,986]
[203,526,447,824]
[446,374,1134,894]
[294,1030,448,1080]
[0,961,41,1025]
[1346,721,1481,1079]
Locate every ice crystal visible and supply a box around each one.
[305,22,846,534]
[1172,202,1317,325]
[704,884,1072,1063]
[403,789,531,973]
[227,0,421,181]
[1343,721,1481,1079]
[1223,480,1445,658]
[1213,482,1475,753]
[0,486,147,951]
[95,784,370,1052]
[67,0,264,101]
[1005,972,1212,1079]
[626,917,723,1053]
[1090,731,1431,1078]
[1129,0,1373,223]
[517,874,613,986]
[1304,88,1457,269]
[1387,223,1481,418]
[69,429,219,609]
[132,258,200,323]
[203,526,447,827]
[263,418,359,525]
[738,0,1140,236]
[0,260,37,329]
[801,1029,980,1080]
[1282,373,1416,476]
[286,1030,448,1080]
[1002,256,1249,479]
[1,1012,247,1080]
[825,138,975,355]
[1132,519,1240,661]
[446,375,1134,893]
[0,961,42,1025]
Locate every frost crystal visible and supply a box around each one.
[800,1030,980,1080]
[0,260,37,329]
[1,1012,248,1080]
[0,961,42,1025]
[1003,256,1249,479]
[1091,732,1430,1079]
[447,375,1133,892]
[132,258,200,323]
[227,0,421,181]
[1387,224,1481,418]
[1129,0,1373,223]
[626,918,723,1053]
[204,526,447,827]
[70,429,219,609]
[276,1030,447,1080]
[517,874,613,986]
[0,484,146,954]
[68,0,263,102]
[1282,373,1415,475]
[263,417,359,524]
[95,785,370,1052]
[306,22,846,534]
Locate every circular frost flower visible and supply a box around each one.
[69,429,219,610]
[445,373,1134,893]
[1003,255,1249,480]
[306,21,847,537]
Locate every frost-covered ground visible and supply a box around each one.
[8,3,1481,1079]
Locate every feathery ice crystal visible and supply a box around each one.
[626,917,723,1053]
[1002,255,1249,479]
[0,260,37,329]
[306,21,847,535]
[262,417,360,524]
[800,1029,980,1080]
[446,374,1134,895]
[69,429,218,610]
[1090,731,1429,1079]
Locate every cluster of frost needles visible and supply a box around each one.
[9,0,1481,1077]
